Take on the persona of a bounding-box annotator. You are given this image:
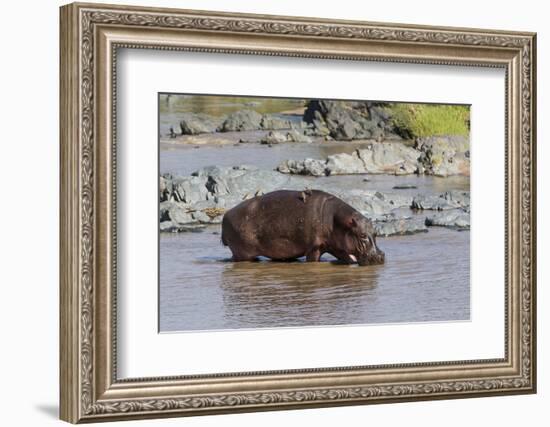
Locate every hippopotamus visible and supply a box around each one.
[221,189,385,265]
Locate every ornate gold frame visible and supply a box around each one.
[59,2,537,423]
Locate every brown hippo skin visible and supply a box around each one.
[221,189,385,265]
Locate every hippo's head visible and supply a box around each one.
[343,213,385,266]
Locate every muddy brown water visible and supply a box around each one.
[159,142,470,332]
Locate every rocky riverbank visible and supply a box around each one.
[277,136,469,178]
[176,110,310,135]
[159,165,470,237]
[167,100,409,141]
[160,97,470,238]
[163,101,470,179]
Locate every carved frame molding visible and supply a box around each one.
[60,2,536,423]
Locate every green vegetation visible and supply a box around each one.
[387,103,470,138]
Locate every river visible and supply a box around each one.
[159,141,470,332]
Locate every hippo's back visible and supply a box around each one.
[221,189,332,248]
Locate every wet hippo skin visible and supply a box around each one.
[221,189,385,266]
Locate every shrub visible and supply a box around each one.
[388,103,470,138]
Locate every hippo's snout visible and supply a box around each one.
[357,248,385,266]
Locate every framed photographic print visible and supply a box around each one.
[59,2,537,423]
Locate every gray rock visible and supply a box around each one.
[160,201,195,224]
[160,220,207,233]
[370,127,385,142]
[179,113,224,135]
[415,135,470,177]
[171,176,209,204]
[326,102,377,140]
[213,194,245,210]
[304,110,331,136]
[344,194,393,217]
[202,168,250,195]
[369,105,392,124]
[159,200,173,222]
[357,143,420,175]
[375,192,414,209]
[191,200,217,210]
[192,165,294,199]
[325,152,366,175]
[159,220,178,232]
[286,129,312,143]
[323,189,389,217]
[411,190,470,210]
[223,169,292,197]
[442,190,470,208]
[192,164,258,178]
[261,131,288,144]
[159,176,172,202]
[274,137,469,177]
[301,158,326,176]
[191,210,216,224]
[411,194,455,210]
[324,143,420,176]
[425,210,470,229]
[374,217,429,236]
[275,159,296,173]
[260,114,293,130]
[160,161,470,232]
[393,184,418,189]
[276,159,326,176]
[218,110,263,132]
[278,143,421,177]
[262,129,312,144]
[303,100,392,141]
[291,121,309,129]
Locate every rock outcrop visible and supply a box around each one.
[179,113,225,135]
[178,111,304,135]
[218,110,263,132]
[411,190,470,211]
[159,166,471,236]
[303,100,398,141]
[425,210,470,230]
[415,136,470,176]
[261,129,312,144]
[277,138,469,177]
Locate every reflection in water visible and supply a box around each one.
[159,227,469,332]
[218,261,380,328]
[158,141,470,332]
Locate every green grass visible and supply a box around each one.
[387,103,470,138]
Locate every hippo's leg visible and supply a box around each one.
[328,249,355,264]
[305,248,321,262]
[234,256,259,262]
[232,254,259,262]
[229,247,259,262]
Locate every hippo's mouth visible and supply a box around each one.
[352,235,385,266]
[353,245,386,265]
[356,250,385,266]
